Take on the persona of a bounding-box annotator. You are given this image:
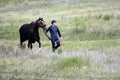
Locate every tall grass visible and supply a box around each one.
[55,57,84,69]
[68,13,120,40]
[0,45,120,79]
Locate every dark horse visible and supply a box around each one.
[19,17,46,50]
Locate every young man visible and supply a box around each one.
[46,20,62,52]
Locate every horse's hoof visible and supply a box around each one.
[28,49,33,54]
[38,48,41,51]
[34,48,41,54]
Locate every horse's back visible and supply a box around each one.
[19,24,31,32]
[19,23,32,42]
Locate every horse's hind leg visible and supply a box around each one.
[28,40,33,49]
[20,34,26,48]
[38,41,41,48]
[20,41,23,46]
[20,34,24,47]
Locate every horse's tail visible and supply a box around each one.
[19,25,26,43]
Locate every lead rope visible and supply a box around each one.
[43,30,51,40]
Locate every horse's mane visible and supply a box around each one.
[30,17,43,24]
[29,17,45,31]
[36,17,44,22]
[30,22,34,25]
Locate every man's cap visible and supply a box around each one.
[51,20,56,24]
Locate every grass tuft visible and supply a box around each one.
[55,57,83,70]
[103,14,113,21]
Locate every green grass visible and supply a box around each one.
[0,42,120,80]
[0,0,120,40]
[55,57,84,69]
[52,57,83,78]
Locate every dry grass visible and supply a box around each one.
[0,39,120,80]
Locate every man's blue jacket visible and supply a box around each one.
[46,25,61,40]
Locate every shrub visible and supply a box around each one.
[103,14,113,21]
[55,57,83,69]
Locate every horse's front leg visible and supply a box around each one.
[36,39,41,48]
[35,35,41,48]
[35,39,42,54]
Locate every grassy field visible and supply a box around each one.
[0,0,120,80]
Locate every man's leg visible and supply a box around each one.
[51,39,56,52]
[55,40,60,49]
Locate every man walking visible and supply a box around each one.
[46,20,62,52]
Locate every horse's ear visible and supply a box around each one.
[39,17,42,19]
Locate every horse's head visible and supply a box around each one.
[35,17,46,29]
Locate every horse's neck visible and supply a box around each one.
[31,22,39,30]
[29,22,39,33]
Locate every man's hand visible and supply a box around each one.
[59,37,63,41]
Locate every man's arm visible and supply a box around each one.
[57,27,61,37]
[44,26,51,40]
[46,26,51,33]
